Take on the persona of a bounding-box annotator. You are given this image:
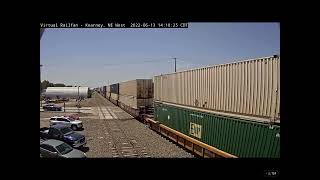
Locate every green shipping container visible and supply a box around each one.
[154,102,280,158]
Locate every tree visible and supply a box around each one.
[41,80,50,90]
[54,83,66,87]
[41,80,66,90]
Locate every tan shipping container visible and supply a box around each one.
[106,86,111,98]
[154,55,280,121]
[119,79,153,109]
[119,94,153,109]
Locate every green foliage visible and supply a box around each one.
[41,80,70,90]
[54,83,66,87]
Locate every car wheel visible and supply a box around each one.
[71,125,77,131]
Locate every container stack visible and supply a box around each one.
[153,55,280,158]
[118,79,153,116]
[110,83,119,105]
[106,85,111,100]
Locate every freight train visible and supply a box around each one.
[98,79,153,117]
[96,55,280,158]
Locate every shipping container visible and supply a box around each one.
[154,101,280,158]
[110,83,119,94]
[118,79,153,109]
[106,86,111,98]
[154,55,280,122]
[103,86,107,98]
[119,95,153,109]
[110,93,119,105]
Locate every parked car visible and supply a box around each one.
[40,125,86,148]
[43,104,62,111]
[40,139,86,158]
[50,116,83,130]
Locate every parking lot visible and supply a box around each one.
[40,93,194,158]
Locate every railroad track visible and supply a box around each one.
[94,93,195,158]
[94,94,150,158]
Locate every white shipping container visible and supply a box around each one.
[154,55,280,121]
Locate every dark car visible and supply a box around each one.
[40,125,86,148]
[43,103,62,111]
[40,139,86,158]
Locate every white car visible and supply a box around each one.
[49,116,83,130]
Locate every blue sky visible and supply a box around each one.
[40,23,280,88]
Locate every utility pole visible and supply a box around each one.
[40,64,43,107]
[78,86,80,113]
[173,57,177,72]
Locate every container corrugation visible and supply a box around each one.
[136,79,153,98]
[154,102,280,158]
[154,55,280,121]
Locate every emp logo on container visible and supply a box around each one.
[189,122,202,139]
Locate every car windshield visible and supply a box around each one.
[56,143,73,155]
[60,127,73,135]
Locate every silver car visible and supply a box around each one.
[50,116,83,130]
[40,139,86,158]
